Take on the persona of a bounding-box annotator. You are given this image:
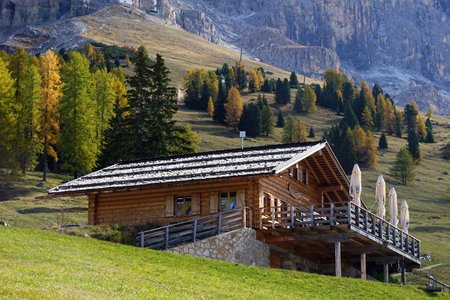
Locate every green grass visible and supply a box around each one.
[0,227,447,300]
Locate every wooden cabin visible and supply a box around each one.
[49,141,420,281]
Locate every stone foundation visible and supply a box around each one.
[167,228,270,267]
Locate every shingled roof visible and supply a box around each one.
[48,141,327,195]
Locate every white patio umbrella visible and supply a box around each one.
[401,200,410,233]
[349,164,362,206]
[375,175,386,219]
[388,187,399,227]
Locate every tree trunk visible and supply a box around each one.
[42,137,48,181]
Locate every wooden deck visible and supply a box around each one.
[258,202,421,265]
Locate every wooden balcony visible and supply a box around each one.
[258,202,420,266]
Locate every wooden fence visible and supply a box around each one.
[426,274,450,293]
[259,202,420,261]
[137,207,250,250]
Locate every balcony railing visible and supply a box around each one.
[259,202,420,262]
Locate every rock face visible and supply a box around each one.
[2,0,450,114]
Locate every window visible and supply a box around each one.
[175,195,192,216]
[220,192,237,212]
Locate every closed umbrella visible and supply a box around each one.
[401,200,410,233]
[349,164,362,206]
[388,187,399,227]
[375,175,386,219]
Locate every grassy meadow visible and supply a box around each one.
[1,226,448,300]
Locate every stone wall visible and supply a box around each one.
[167,228,270,267]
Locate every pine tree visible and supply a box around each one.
[308,127,315,138]
[289,71,298,88]
[282,116,296,143]
[340,127,357,173]
[425,117,434,143]
[293,87,304,112]
[238,103,261,137]
[416,115,427,142]
[372,83,383,100]
[213,81,227,123]
[282,78,291,104]
[407,129,420,160]
[207,96,214,118]
[275,78,283,104]
[379,133,388,149]
[390,147,415,185]
[343,100,359,129]
[59,51,97,177]
[394,109,403,138]
[224,86,243,129]
[276,110,285,128]
[260,105,274,136]
[200,80,210,110]
[262,79,272,93]
[0,57,17,169]
[234,62,247,90]
[38,50,62,181]
[171,124,201,154]
[404,102,420,160]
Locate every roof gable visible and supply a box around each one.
[49,142,326,195]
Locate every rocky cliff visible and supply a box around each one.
[1,0,450,115]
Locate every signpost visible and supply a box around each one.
[240,131,246,150]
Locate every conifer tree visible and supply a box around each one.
[59,51,97,177]
[171,124,201,154]
[282,78,291,104]
[394,109,403,138]
[308,127,315,138]
[262,79,272,93]
[404,102,420,160]
[343,100,359,129]
[294,87,304,112]
[234,62,247,90]
[289,71,298,88]
[261,105,274,136]
[207,96,214,118]
[294,118,308,143]
[425,117,434,143]
[416,115,427,142]
[361,106,374,130]
[213,81,227,123]
[390,147,415,185]
[275,78,283,104]
[200,80,210,110]
[276,110,285,128]
[224,86,243,129]
[38,50,62,181]
[379,133,388,149]
[0,57,16,169]
[282,115,296,143]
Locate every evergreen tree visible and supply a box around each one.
[416,115,427,142]
[0,57,16,169]
[262,79,272,93]
[425,117,435,143]
[390,147,415,185]
[59,51,97,177]
[38,50,62,181]
[308,127,315,138]
[261,105,274,136]
[379,133,388,149]
[276,110,285,128]
[207,96,214,118]
[342,81,355,105]
[238,103,262,137]
[185,80,199,109]
[171,124,201,154]
[407,129,420,160]
[200,80,211,110]
[213,81,227,124]
[275,78,283,104]
[372,83,384,100]
[293,87,304,112]
[361,106,374,130]
[224,86,243,129]
[282,116,296,143]
[289,71,298,88]
[282,78,291,104]
[404,102,420,160]
[234,62,247,90]
[343,100,359,129]
[394,109,403,138]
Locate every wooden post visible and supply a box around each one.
[193,219,198,242]
[378,220,383,239]
[330,203,335,226]
[383,264,389,283]
[386,223,390,242]
[401,268,407,285]
[355,205,360,227]
[290,206,295,230]
[360,253,367,280]
[335,241,342,277]
[347,202,352,225]
[140,232,144,248]
[165,226,169,250]
[310,205,315,227]
[271,207,275,230]
[218,212,222,235]
[243,207,247,228]
[364,211,368,231]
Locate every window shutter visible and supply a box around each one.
[165,195,174,217]
[236,189,245,208]
[209,192,218,214]
[192,193,201,215]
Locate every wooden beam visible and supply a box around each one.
[384,264,389,283]
[361,253,367,280]
[311,155,345,203]
[263,231,357,243]
[341,245,382,254]
[335,241,342,277]
[318,185,344,193]
[303,159,321,186]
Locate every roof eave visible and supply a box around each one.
[272,142,327,174]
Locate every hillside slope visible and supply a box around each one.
[0,227,447,299]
